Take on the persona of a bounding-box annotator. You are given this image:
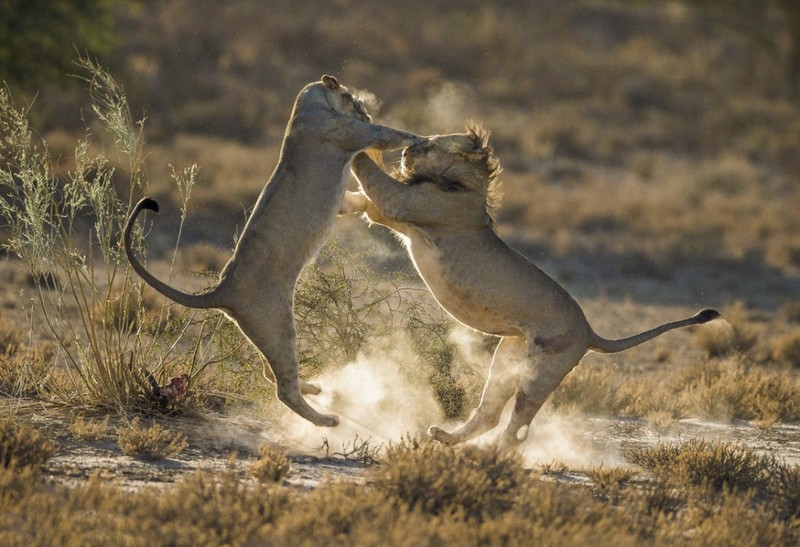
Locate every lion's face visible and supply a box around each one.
[400,128,499,196]
[321,75,372,122]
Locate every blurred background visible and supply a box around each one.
[2,0,799,310]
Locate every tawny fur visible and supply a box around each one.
[125,76,421,427]
[345,125,719,447]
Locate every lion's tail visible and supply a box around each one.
[588,308,720,354]
[124,197,223,309]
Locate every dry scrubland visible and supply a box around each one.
[2,0,800,544]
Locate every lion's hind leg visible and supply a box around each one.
[234,302,338,427]
[428,337,524,445]
[499,347,583,449]
[262,368,322,395]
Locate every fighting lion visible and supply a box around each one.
[344,125,720,447]
[125,75,421,427]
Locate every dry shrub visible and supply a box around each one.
[0,316,24,353]
[249,444,291,483]
[771,331,800,367]
[69,416,110,442]
[0,344,53,398]
[770,460,800,520]
[0,437,798,545]
[679,356,800,425]
[685,489,793,546]
[145,469,288,544]
[117,418,187,460]
[625,440,769,493]
[0,416,55,470]
[95,289,142,333]
[318,434,382,465]
[693,301,757,358]
[586,465,633,492]
[373,437,525,521]
[550,353,800,427]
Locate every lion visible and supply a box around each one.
[344,125,720,447]
[124,75,421,427]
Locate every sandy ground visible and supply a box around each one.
[6,395,800,493]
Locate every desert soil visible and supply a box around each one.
[6,396,800,492]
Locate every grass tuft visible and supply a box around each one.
[69,415,109,442]
[771,331,800,367]
[374,436,525,521]
[624,439,768,493]
[0,416,55,471]
[117,417,187,461]
[249,444,291,483]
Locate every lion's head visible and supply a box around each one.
[399,124,502,216]
[319,75,372,122]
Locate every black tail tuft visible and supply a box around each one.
[694,308,721,324]
[139,197,160,213]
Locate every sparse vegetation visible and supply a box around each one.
[0,416,55,470]
[0,436,798,545]
[551,355,800,426]
[117,417,187,460]
[0,59,217,413]
[249,444,292,483]
[69,415,110,442]
[374,437,525,521]
[318,434,382,465]
[771,330,800,367]
[625,440,770,493]
[693,301,759,358]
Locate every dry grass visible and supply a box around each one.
[69,415,110,442]
[117,417,187,461]
[625,440,769,493]
[249,444,292,483]
[550,353,800,427]
[374,437,526,521]
[771,330,800,367]
[0,431,798,545]
[693,301,758,358]
[0,416,55,470]
[0,316,24,353]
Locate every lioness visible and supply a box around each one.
[345,126,720,447]
[125,75,421,427]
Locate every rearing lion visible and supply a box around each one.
[125,75,421,427]
[344,125,720,447]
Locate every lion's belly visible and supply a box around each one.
[409,243,524,337]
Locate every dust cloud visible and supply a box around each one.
[424,81,480,134]
[254,324,624,470]
[262,333,443,454]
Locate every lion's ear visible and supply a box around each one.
[322,75,340,90]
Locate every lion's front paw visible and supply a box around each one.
[427,425,456,445]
